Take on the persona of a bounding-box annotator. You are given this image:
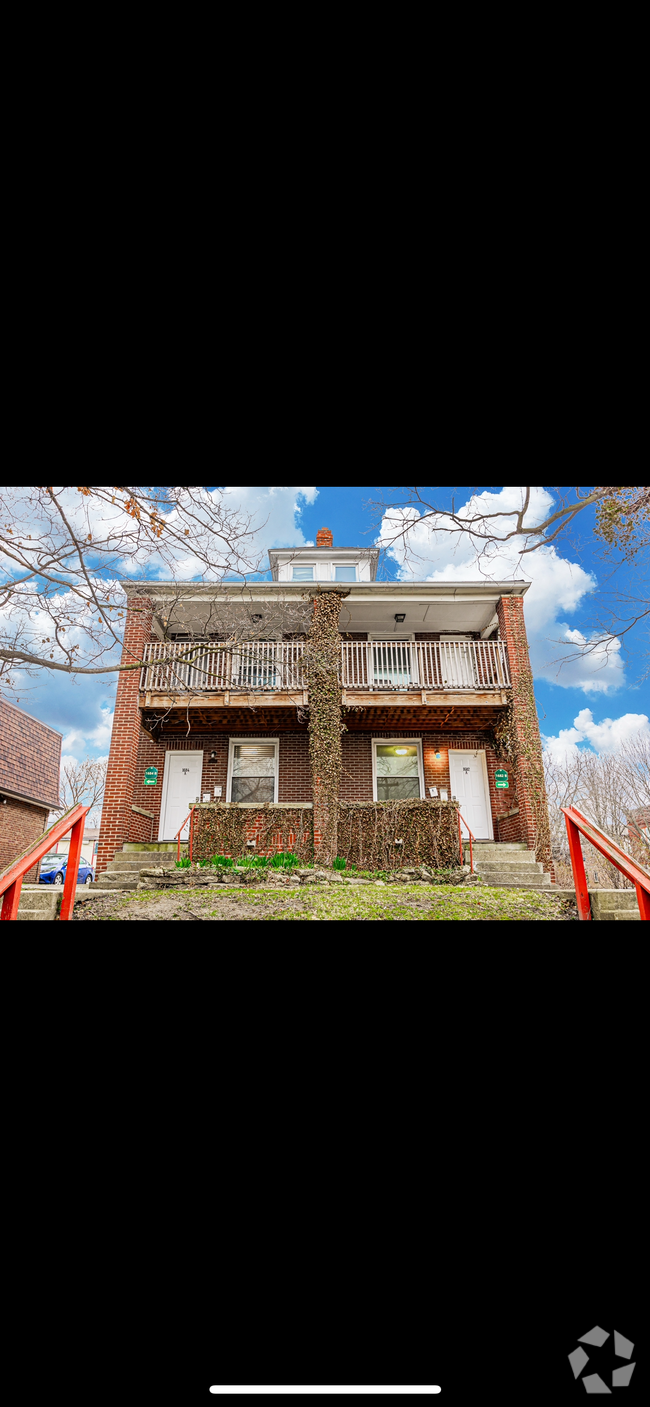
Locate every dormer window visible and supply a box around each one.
[335,566,356,582]
[292,566,314,581]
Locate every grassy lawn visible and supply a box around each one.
[89,883,577,921]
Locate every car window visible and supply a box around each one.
[42,855,66,864]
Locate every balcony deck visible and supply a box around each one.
[139,639,510,709]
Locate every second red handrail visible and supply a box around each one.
[457,810,474,872]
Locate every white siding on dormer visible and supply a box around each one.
[357,559,371,581]
[316,561,332,581]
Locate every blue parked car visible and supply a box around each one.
[39,852,95,886]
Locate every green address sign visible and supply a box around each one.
[144,767,158,786]
[495,768,509,789]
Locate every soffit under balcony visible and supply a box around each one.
[125,580,529,638]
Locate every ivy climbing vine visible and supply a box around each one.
[493,678,552,871]
[303,589,349,867]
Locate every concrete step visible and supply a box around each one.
[468,842,528,851]
[106,854,177,871]
[16,885,101,919]
[466,846,531,859]
[123,842,182,852]
[591,890,640,921]
[478,855,543,866]
[92,874,139,890]
[476,873,552,888]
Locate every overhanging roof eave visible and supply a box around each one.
[122,579,530,597]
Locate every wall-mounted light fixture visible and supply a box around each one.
[394,613,406,623]
[435,750,441,759]
[209,751,218,762]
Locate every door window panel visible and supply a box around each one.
[231,744,276,803]
[375,744,420,800]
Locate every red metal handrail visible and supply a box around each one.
[0,803,90,921]
[561,804,650,921]
[174,806,195,863]
[457,810,474,872]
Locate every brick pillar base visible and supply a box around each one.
[497,595,553,876]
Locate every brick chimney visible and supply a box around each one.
[316,526,333,547]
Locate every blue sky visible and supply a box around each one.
[11,485,648,777]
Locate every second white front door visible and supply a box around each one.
[159,751,204,840]
[448,751,493,839]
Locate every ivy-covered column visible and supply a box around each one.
[305,588,349,868]
[495,595,553,874]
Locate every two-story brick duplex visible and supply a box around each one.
[97,526,552,874]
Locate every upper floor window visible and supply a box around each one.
[335,566,356,581]
[292,566,314,581]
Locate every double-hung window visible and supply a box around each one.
[292,566,314,581]
[228,739,278,803]
[335,565,356,581]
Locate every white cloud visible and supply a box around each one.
[542,708,649,763]
[378,487,624,694]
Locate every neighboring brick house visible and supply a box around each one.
[0,700,62,881]
[97,527,553,873]
[624,807,650,863]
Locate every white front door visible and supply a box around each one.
[448,751,493,840]
[159,751,204,840]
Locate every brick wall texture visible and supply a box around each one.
[97,592,552,874]
[0,796,49,882]
[0,699,61,808]
[496,595,552,871]
[96,596,154,875]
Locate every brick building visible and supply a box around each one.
[97,528,552,874]
[0,700,62,881]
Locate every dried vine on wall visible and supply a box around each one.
[193,806,312,863]
[337,800,460,871]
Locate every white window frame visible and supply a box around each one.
[448,749,494,840]
[158,749,204,840]
[227,737,279,804]
[372,737,423,802]
[291,564,316,581]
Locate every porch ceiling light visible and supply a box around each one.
[394,613,406,623]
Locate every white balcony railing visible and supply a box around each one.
[139,638,510,693]
[139,641,307,692]
[342,639,511,690]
